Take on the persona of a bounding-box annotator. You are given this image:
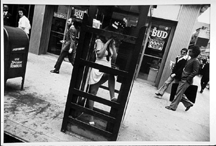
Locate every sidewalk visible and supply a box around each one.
[4,53,210,143]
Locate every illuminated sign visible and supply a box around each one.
[148,39,165,51]
[151,27,168,39]
[54,12,67,19]
[148,26,170,51]
[12,47,25,51]
[73,8,88,20]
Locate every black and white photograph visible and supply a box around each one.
[1,0,215,145]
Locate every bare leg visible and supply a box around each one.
[108,74,116,100]
[89,75,108,124]
[156,76,174,96]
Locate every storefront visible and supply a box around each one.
[137,18,176,84]
[3,4,34,30]
[47,6,88,55]
[28,4,205,90]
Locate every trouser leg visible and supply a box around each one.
[169,80,190,110]
[54,50,68,71]
[181,94,193,108]
[68,53,73,64]
[201,77,209,91]
[71,48,76,65]
[157,76,174,95]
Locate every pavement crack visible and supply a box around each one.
[34,103,51,115]
[52,111,63,119]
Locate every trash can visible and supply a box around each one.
[147,67,158,82]
[4,26,29,90]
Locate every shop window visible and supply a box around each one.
[138,23,172,82]
[47,6,68,55]
[145,24,171,58]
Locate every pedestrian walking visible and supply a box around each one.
[3,5,12,26]
[50,18,78,74]
[199,57,209,93]
[165,45,200,111]
[155,48,189,98]
[18,7,31,35]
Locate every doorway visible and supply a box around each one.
[47,6,87,55]
[138,18,176,85]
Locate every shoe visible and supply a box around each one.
[200,90,203,93]
[185,104,193,111]
[165,106,176,111]
[89,121,95,125]
[111,97,118,102]
[50,69,59,74]
[155,93,163,98]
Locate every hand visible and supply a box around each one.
[107,38,113,44]
[60,40,65,43]
[68,48,73,53]
[170,74,176,78]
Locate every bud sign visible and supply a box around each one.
[148,26,170,51]
[151,27,168,39]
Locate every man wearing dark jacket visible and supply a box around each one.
[3,5,12,26]
[155,48,189,98]
[200,58,209,93]
[165,45,200,111]
[50,18,77,74]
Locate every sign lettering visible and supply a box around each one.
[151,27,168,39]
[10,58,23,68]
[73,9,87,20]
[148,26,170,50]
[12,47,25,51]
[148,38,164,51]
[10,61,23,68]
[54,12,67,19]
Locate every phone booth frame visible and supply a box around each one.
[61,6,149,141]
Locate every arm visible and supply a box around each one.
[18,17,31,30]
[186,60,200,83]
[172,59,187,77]
[96,39,112,58]
[111,40,118,61]
[69,26,77,50]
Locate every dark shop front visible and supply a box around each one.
[47,6,87,55]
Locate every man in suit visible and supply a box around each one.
[155,48,189,98]
[200,58,209,93]
[50,18,78,74]
[3,5,12,26]
[165,45,200,111]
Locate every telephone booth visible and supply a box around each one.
[61,6,149,141]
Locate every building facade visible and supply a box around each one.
[24,4,207,91]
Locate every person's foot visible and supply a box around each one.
[111,97,118,102]
[165,106,176,111]
[89,121,95,125]
[155,93,163,98]
[50,69,59,74]
[185,104,193,111]
[200,90,203,93]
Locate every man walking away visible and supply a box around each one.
[200,57,209,93]
[165,45,200,111]
[50,18,77,74]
